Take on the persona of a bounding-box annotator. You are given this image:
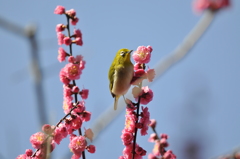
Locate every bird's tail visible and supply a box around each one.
[114,96,120,110]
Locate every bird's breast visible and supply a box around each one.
[112,64,134,96]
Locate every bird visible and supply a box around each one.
[108,48,134,110]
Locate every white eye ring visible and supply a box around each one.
[120,51,125,56]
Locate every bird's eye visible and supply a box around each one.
[120,51,125,56]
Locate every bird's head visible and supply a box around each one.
[115,48,133,64]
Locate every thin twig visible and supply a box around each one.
[31,105,78,157]
[65,14,86,159]
[132,95,141,159]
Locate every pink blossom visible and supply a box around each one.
[68,56,75,63]
[51,142,56,152]
[193,0,230,12]
[146,68,155,82]
[73,29,83,45]
[66,9,76,17]
[56,24,65,32]
[135,123,143,129]
[147,45,153,53]
[131,69,147,85]
[53,124,68,144]
[65,115,82,131]
[80,89,89,99]
[30,132,46,149]
[135,146,146,156]
[63,100,73,114]
[42,124,53,135]
[124,113,136,133]
[160,138,169,148]
[16,154,27,159]
[81,111,91,122]
[72,86,80,93]
[63,37,72,45]
[79,60,86,70]
[163,150,176,159]
[122,143,143,159]
[133,46,152,64]
[63,63,82,80]
[58,47,67,62]
[134,63,142,70]
[71,17,79,25]
[148,133,158,142]
[75,55,83,63]
[60,69,71,84]
[160,133,169,139]
[74,29,82,38]
[54,5,65,15]
[122,144,133,159]
[140,106,150,136]
[25,149,33,156]
[74,37,83,46]
[137,86,153,105]
[58,124,68,138]
[69,136,87,154]
[152,141,161,156]
[121,131,133,146]
[71,153,81,159]
[63,85,73,103]
[53,131,63,145]
[57,32,65,45]
[35,148,47,159]
[68,55,84,65]
[73,101,85,114]
[149,119,157,129]
[148,153,158,159]
[86,145,96,153]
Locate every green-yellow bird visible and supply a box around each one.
[108,48,134,110]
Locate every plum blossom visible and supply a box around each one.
[71,17,79,25]
[30,132,47,149]
[56,24,65,32]
[86,145,96,153]
[57,32,65,45]
[69,136,87,155]
[133,45,152,64]
[121,131,134,146]
[63,63,82,80]
[66,9,76,17]
[80,88,89,99]
[54,6,65,15]
[63,37,72,46]
[193,0,230,12]
[137,86,153,105]
[58,47,67,62]
[139,106,151,136]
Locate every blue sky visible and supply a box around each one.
[0,1,239,159]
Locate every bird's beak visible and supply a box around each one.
[128,50,133,54]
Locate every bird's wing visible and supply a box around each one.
[108,64,115,98]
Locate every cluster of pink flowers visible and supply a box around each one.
[16,5,95,159]
[54,5,95,159]
[131,46,155,85]
[119,46,155,159]
[193,0,230,12]
[148,120,176,159]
